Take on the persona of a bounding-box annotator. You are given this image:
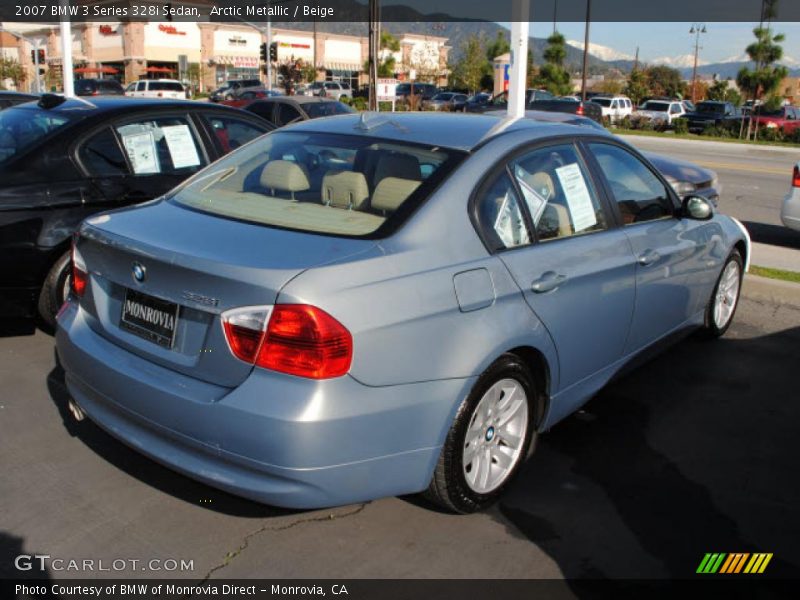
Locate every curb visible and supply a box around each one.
[742,273,800,306]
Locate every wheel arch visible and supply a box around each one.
[506,345,551,431]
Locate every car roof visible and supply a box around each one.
[12,95,239,116]
[266,96,343,105]
[285,112,608,152]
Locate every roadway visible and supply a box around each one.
[621,135,800,271]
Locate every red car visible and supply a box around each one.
[221,88,281,108]
[751,105,800,134]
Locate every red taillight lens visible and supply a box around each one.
[71,241,88,297]
[222,305,352,379]
[577,104,584,116]
[792,165,800,188]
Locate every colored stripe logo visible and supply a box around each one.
[697,552,773,574]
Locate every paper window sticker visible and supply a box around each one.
[121,131,160,175]
[555,163,598,233]
[515,172,548,226]
[162,125,201,169]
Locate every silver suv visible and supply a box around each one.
[310,81,352,100]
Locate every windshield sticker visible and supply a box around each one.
[555,163,597,233]
[163,125,201,169]
[121,131,159,174]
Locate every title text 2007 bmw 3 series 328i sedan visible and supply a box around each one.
[56,113,750,513]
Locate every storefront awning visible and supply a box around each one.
[323,61,362,73]
[211,55,259,69]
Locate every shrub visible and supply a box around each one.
[756,125,785,143]
[672,118,689,134]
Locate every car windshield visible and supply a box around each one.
[302,102,356,118]
[696,102,725,114]
[640,101,669,112]
[171,131,464,237]
[758,108,787,117]
[592,98,612,107]
[432,93,453,101]
[0,106,72,165]
[74,80,96,93]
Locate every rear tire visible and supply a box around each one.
[702,249,743,338]
[425,354,537,514]
[37,251,71,330]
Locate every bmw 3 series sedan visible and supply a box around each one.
[56,113,750,513]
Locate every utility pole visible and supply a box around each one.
[368,0,379,110]
[690,23,706,104]
[580,0,591,102]
[633,46,639,71]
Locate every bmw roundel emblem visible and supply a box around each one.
[132,262,146,283]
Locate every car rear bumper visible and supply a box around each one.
[55,301,470,508]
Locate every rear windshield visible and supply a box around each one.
[0,106,72,165]
[302,102,355,118]
[74,80,96,93]
[150,82,184,91]
[171,131,463,237]
[640,101,669,112]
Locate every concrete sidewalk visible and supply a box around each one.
[751,242,800,273]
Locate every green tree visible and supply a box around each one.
[451,34,489,94]
[624,68,650,104]
[0,56,26,90]
[533,32,573,96]
[645,65,685,98]
[485,31,510,62]
[365,30,401,78]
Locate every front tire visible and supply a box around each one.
[703,249,743,337]
[425,354,537,513]
[37,250,72,330]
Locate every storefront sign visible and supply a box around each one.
[158,24,186,36]
[228,36,247,47]
[98,25,117,36]
[279,42,311,49]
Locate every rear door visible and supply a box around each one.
[473,140,636,392]
[585,140,715,353]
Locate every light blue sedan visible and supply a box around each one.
[56,113,750,513]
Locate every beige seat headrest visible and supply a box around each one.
[321,170,370,210]
[372,177,421,213]
[260,160,310,193]
[526,172,555,201]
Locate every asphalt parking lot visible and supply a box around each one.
[1,277,799,581]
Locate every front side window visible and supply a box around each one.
[171,131,462,237]
[589,143,674,225]
[114,116,207,176]
[204,115,267,153]
[0,107,72,165]
[511,144,608,242]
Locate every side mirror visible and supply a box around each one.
[682,195,714,221]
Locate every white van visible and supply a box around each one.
[591,95,633,122]
[125,79,187,100]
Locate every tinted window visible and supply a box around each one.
[246,101,276,124]
[696,102,724,114]
[303,102,355,118]
[204,115,268,153]
[475,171,530,251]
[589,143,674,225]
[150,82,184,92]
[136,81,146,92]
[172,131,461,237]
[512,144,608,242]
[114,116,206,176]
[641,101,669,112]
[0,107,72,165]
[593,98,612,107]
[78,127,128,176]
[74,80,96,94]
[275,103,304,126]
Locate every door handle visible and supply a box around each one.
[531,271,567,294]
[637,249,661,266]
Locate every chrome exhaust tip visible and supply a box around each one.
[68,398,86,422]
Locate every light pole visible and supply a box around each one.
[690,23,707,104]
[580,0,592,102]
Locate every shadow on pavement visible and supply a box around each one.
[742,221,800,251]
[45,358,295,520]
[494,326,800,581]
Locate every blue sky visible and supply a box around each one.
[503,22,800,64]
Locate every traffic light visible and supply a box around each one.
[269,42,278,62]
[30,49,45,64]
[259,43,268,63]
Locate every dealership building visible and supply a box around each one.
[0,22,449,92]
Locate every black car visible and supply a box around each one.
[395,83,438,101]
[478,89,604,124]
[74,79,125,97]
[209,79,263,102]
[462,93,492,112]
[683,101,742,133]
[243,96,354,127]
[0,95,273,325]
[0,91,39,110]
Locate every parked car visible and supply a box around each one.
[750,105,800,135]
[318,81,352,100]
[395,82,438,101]
[481,90,603,124]
[683,101,742,133]
[510,110,721,206]
[462,92,492,112]
[466,89,555,113]
[781,162,800,232]
[422,92,469,111]
[221,87,282,108]
[632,99,686,127]
[56,112,748,513]
[0,95,273,325]
[124,79,187,100]
[243,96,354,127]
[0,91,38,110]
[209,79,263,102]
[681,100,696,113]
[74,79,125,97]
[590,95,633,123]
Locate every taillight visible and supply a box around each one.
[158,92,163,98]
[71,239,88,297]
[577,104,584,116]
[792,165,800,188]
[222,305,352,379]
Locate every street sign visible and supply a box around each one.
[377,78,397,112]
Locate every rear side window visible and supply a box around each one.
[589,143,674,225]
[246,101,276,124]
[275,103,304,126]
[78,127,128,176]
[115,116,207,176]
[171,131,462,237]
